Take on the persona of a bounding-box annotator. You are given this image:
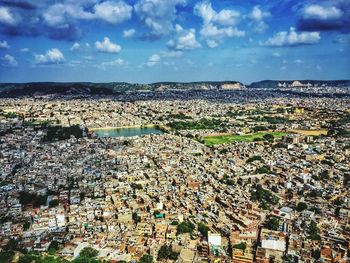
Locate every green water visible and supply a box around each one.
[93,126,164,138]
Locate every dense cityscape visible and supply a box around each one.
[0,0,349,262]
[0,81,349,263]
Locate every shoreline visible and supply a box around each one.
[88,124,157,131]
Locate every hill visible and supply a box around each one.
[249,80,350,89]
[0,81,245,97]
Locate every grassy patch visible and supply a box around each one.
[202,132,288,146]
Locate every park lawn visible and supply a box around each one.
[203,132,288,146]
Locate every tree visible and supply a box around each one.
[296,202,308,212]
[255,166,272,174]
[197,222,209,237]
[132,212,141,224]
[18,255,37,263]
[251,184,279,207]
[44,125,83,142]
[232,242,246,251]
[49,199,59,208]
[263,134,274,142]
[344,174,350,186]
[252,125,268,132]
[282,254,296,263]
[0,251,14,263]
[335,207,341,217]
[79,247,98,258]
[4,238,20,251]
[139,254,153,263]
[38,255,67,263]
[309,206,321,215]
[177,221,195,235]
[309,221,321,241]
[246,155,262,163]
[327,129,336,136]
[319,170,330,180]
[18,254,67,263]
[308,190,321,198]
[48,240,60,254]
[273,142,286,148]
[311,175,319,181]
[157,245,179,261]
[19,191,47,208]
[265,217,280,231]
[219,149,228,154]
[23,219,31,230]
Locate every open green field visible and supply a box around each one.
[202,132,289,146]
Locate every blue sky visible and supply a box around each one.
[0,0,349,84]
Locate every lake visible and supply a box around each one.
[92,126,164,138]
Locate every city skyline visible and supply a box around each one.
[0,0,349,83]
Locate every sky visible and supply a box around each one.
[0,0,349,84]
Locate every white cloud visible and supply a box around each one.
[1,54,18,67]
[206,40,219,48]
[20,48,30,52]
[43,1,132,26]
[0,40,10,49]
[199,23,245,47]
[0,7,17,25]
[43,4,88,26]
[146,53,161,67]
[167,24,201,51]
[134,0,186,36]
[99,58,124,70]
[123,28,136,38]
[194,0,240,26]
[70,42,81,51]
[248,6,270,33]
[194,0,215,24]
[294,59,303,64]
[94,1,132,24]
[194,0,244,47]
[272,52,280,57]
[249,5,270,21]
[144,47,185,68]
[214,9,240,26]
[302,5,343,20]
[254,21,269,33]
[200,23,245,39]
[95,37,121,53]
[262,27,320,46]
[34,48,65,65]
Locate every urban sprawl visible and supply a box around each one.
[0,82,350,263]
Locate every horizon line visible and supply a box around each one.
[0,79,349,86]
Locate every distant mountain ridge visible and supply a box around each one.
[0,81,244,97]
[249,80,350,89]
[0,80,349,97]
